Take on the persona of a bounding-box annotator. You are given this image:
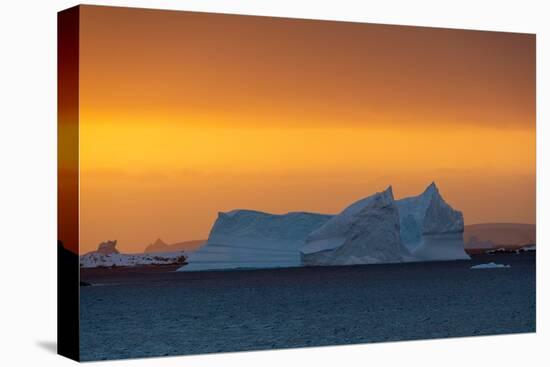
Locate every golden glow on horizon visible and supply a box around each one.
[80,121,535,174]
[77,6,535,253]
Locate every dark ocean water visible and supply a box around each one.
[79,253,535,361]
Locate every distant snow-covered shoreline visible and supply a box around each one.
[80,248,187,268]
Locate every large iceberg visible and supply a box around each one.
[396,183,469,261]
[180,210,331,271]
[179,182,469,271]
[301,187,410,266]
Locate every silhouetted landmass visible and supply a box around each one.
[94,240,119,255]
[464,223,535,254]
[143,238,206,253]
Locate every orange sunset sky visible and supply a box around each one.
[76,5,535,254]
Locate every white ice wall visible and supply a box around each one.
[179,210,331,271]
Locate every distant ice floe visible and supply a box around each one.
[485,244,536,255]
[470,262,511,269]
[179,182,471,271]
[519,245,536,252]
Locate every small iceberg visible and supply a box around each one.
[470,262,511,269]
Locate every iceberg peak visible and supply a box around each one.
[385,185,394,199]
[421,181,438,196]
[396,183,468,261]
[301,186,409,266]
[333,186,394,221]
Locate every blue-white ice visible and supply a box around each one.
[395,184,436,251]
[395,182,469,262]
[471,262,511,269]
[181,210,331,271]
[179,183,470,271]
[301,187,410,266]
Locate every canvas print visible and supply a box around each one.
[58,5,536,362]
